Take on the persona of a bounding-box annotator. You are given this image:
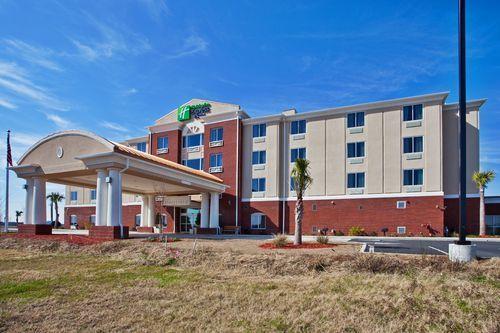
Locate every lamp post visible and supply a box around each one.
[449,0,475,262]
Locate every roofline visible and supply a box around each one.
[443,98,487,110]
[242,91,450,124]
[17,130,115,165]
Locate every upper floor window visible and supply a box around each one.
[182,158,204,170]
[70,191,78,201]
[210,127,223,142]
[347,172,365,188]
[252,124,266,138]
[403,136,423,153]
[136,142,147,152]
[157,136,168,150]
[210,153,223,168]
[403,104,423,121]
[291,120,306,135]
[252,150,266,165]
[252,178,266,192]
[290,148,306,163]
[347,112,365,128]
[90,189,96,201]
[347,142,365,158]
[182,134,204,148]
[404,169,423,186]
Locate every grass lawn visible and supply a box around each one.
[0,236,498,332]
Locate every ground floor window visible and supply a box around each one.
[397,226,406,234]
[89,215,96,225]
[135,214,141,227]
[486,215,500,235]
[251,213,266,230]
[70,215,77,226]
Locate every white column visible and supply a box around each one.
[32,177,46,225]
[200,193,210,228]
[95,169,108,226]
[140,195,148,227]
[106,168,122,227]
[209,192,220,229]
[24,178,34,224]
[147,194,155,227]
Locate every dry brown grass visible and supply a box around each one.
[0,237,498,333]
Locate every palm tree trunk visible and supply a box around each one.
[55,202,60,229]
[294,196,303,245]
[479,187,486,236]
[50,202,54,225]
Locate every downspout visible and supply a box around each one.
[235,114,240,228]
[118,158,131,238]
[282,119,286,234]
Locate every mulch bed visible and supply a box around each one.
[260,242,337,250]
[1,233,110,246]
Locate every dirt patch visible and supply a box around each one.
[259,242,337,249]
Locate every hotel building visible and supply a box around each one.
[63,92,488,236]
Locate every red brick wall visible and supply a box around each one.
[151,129,181,163]
[243,196,445,236]
[444,198,480,234]
[241,201,283,234]
[486,201,500,215]
[64,205,141,230]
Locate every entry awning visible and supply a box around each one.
[11,130,226,196]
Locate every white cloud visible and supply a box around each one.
[46,113,73,129]
[139,0,170,22]
[0,61,68,111]
[124,88,138,95]
[167,35,208,59]
[3,38,63,72]
[0,97,16,109]
[101,121,128,132]
[71,17,151,62]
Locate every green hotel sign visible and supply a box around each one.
[177,103,212,121]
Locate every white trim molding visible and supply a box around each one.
[242,191,445,202]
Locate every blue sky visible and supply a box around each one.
[0,0,499,220]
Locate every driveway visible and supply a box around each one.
[351,238,500,258]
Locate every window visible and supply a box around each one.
[183,158,204,170]
[290,176,295,191]
[210,127,223,142]
[70,191,78,201]
[397,226,407,234]
[182,134,203,148]
[403,104,423,121]
[252,150,266,165]
[403,169,424,186]
[90,189,96,201]
[135,214,141,227]
[396,201,407,209]
[251,213,266,229]
[347,173,365,188]
[290,148,306,163]
[210,153,223,168]
[136,142,147,152]
[70,215,78,226]
[252,178,266,192]
[347,142,365,158]
[312,203,318,211]
[157,136,168,150]
[291,120,306,134]
[89,215,96,225]
[347,112,365,128]
[403,136,423,153]
[252,123,266,138]
[486,215,500,235]
[160,214,167,227]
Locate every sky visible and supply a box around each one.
[0,0,499,221]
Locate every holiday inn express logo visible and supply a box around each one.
[177,103,212,121]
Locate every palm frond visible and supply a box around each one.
[472,170,496,189]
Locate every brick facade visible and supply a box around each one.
[64,205,141,230]
[443,198,480,234]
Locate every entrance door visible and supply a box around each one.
[179,208,200,233]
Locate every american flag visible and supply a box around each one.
[6,130,12,166]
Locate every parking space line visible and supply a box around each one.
[428,246,448,255]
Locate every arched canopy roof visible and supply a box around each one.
[11,130,225,195]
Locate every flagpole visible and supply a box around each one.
[4,130,10,233]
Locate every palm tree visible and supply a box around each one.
[47,192,65,228]
[291,158,313,245]
[472,170,495,236]
[15,210,23,223]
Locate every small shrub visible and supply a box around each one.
[316,235,329,244]
[348,226,366,236]
[334,230,344,236]
[272,234,288,248]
